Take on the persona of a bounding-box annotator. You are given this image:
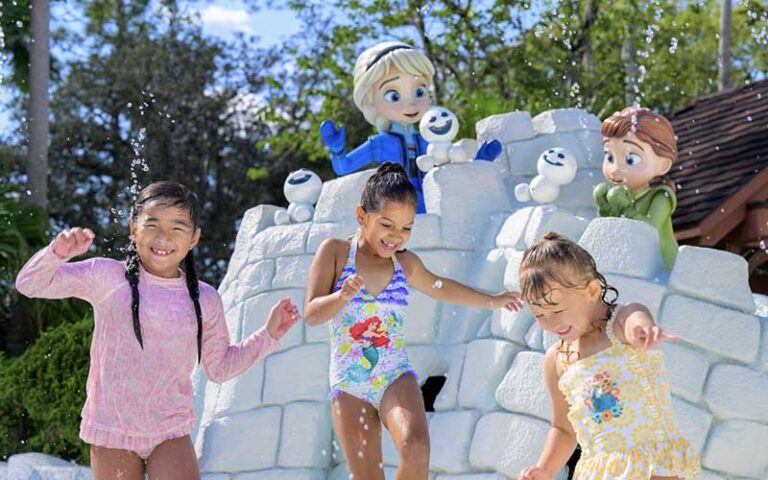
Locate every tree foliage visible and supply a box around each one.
[0,314,92,463]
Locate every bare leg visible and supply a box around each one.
[146,435,200,480]
[90,444,145,480]
[331,392,385,480]
[380,374,430,480]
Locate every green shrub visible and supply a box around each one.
[0,314,92,464]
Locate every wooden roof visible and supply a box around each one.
[668,80,768,232]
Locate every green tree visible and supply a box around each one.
[46,2,282,283]
[259,0,768,164]
[0,314,92,463]
[0,0,31,90]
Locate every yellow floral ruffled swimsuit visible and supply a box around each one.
[557,315,701,479]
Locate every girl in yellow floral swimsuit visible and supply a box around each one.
[518,232,700,480]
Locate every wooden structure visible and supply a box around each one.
[669,80,768,292]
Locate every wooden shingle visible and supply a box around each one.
[669,80,768,232]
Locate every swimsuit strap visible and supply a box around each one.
[334,232,359,291]
[345,232,360,269]
[605,304,620,346]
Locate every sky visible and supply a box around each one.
[188,1,300,43]
[0,0,302,132]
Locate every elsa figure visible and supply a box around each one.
[319,42,501,213]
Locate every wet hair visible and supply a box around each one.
[602,107,678,163]
[360,162,417,213]
[126,181,204,362]
[519,232,618,309]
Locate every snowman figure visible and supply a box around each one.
[514,148,578,204]
[416,106,479,172]
[274,169,323,225]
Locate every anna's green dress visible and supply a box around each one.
[594,183,678,270]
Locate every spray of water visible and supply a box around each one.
[128,127,149,200]
[0,2,6,87]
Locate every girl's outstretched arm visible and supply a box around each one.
[15,227,102,302]
[397,250,523,310]
[202,292,299,383]
[615,303,679,350]
[519,347,577,480]
[304,238,363,325]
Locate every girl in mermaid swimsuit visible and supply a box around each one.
[304,162,523,480]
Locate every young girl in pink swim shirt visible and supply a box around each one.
[16,181,300,479]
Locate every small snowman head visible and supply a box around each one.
[419,106,459,143]
[537,148,578,185]
[284,169,322,204]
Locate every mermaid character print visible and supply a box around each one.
[347,315,391,382]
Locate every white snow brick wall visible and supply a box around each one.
[186,109,767,480]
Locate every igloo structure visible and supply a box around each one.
[189,108,768,480]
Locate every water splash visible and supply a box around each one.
[668,37,678,54]
[0,1,6,87]
[746,7,768,46]
[128,127,149,200]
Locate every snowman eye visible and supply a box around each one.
[626,152,643,166]
[383,90,400,103]
[441,112,449,117]
[415,86,427,98]
[430,116,437,122]
[604,152,614,164]
[557,153,565,159]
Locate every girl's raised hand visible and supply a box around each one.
[339,273,364,302]
[519,466,552,480]
[51,228,95,259]
[631,324,679,350]
[267,298,301,340]
[490,291,524,311]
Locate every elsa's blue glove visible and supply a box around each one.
[475,139,502,161]
[320,119,346,155]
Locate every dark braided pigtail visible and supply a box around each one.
[185,250,203,363]
[125,240,144,349]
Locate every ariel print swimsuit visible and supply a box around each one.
[329,233,416,408]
